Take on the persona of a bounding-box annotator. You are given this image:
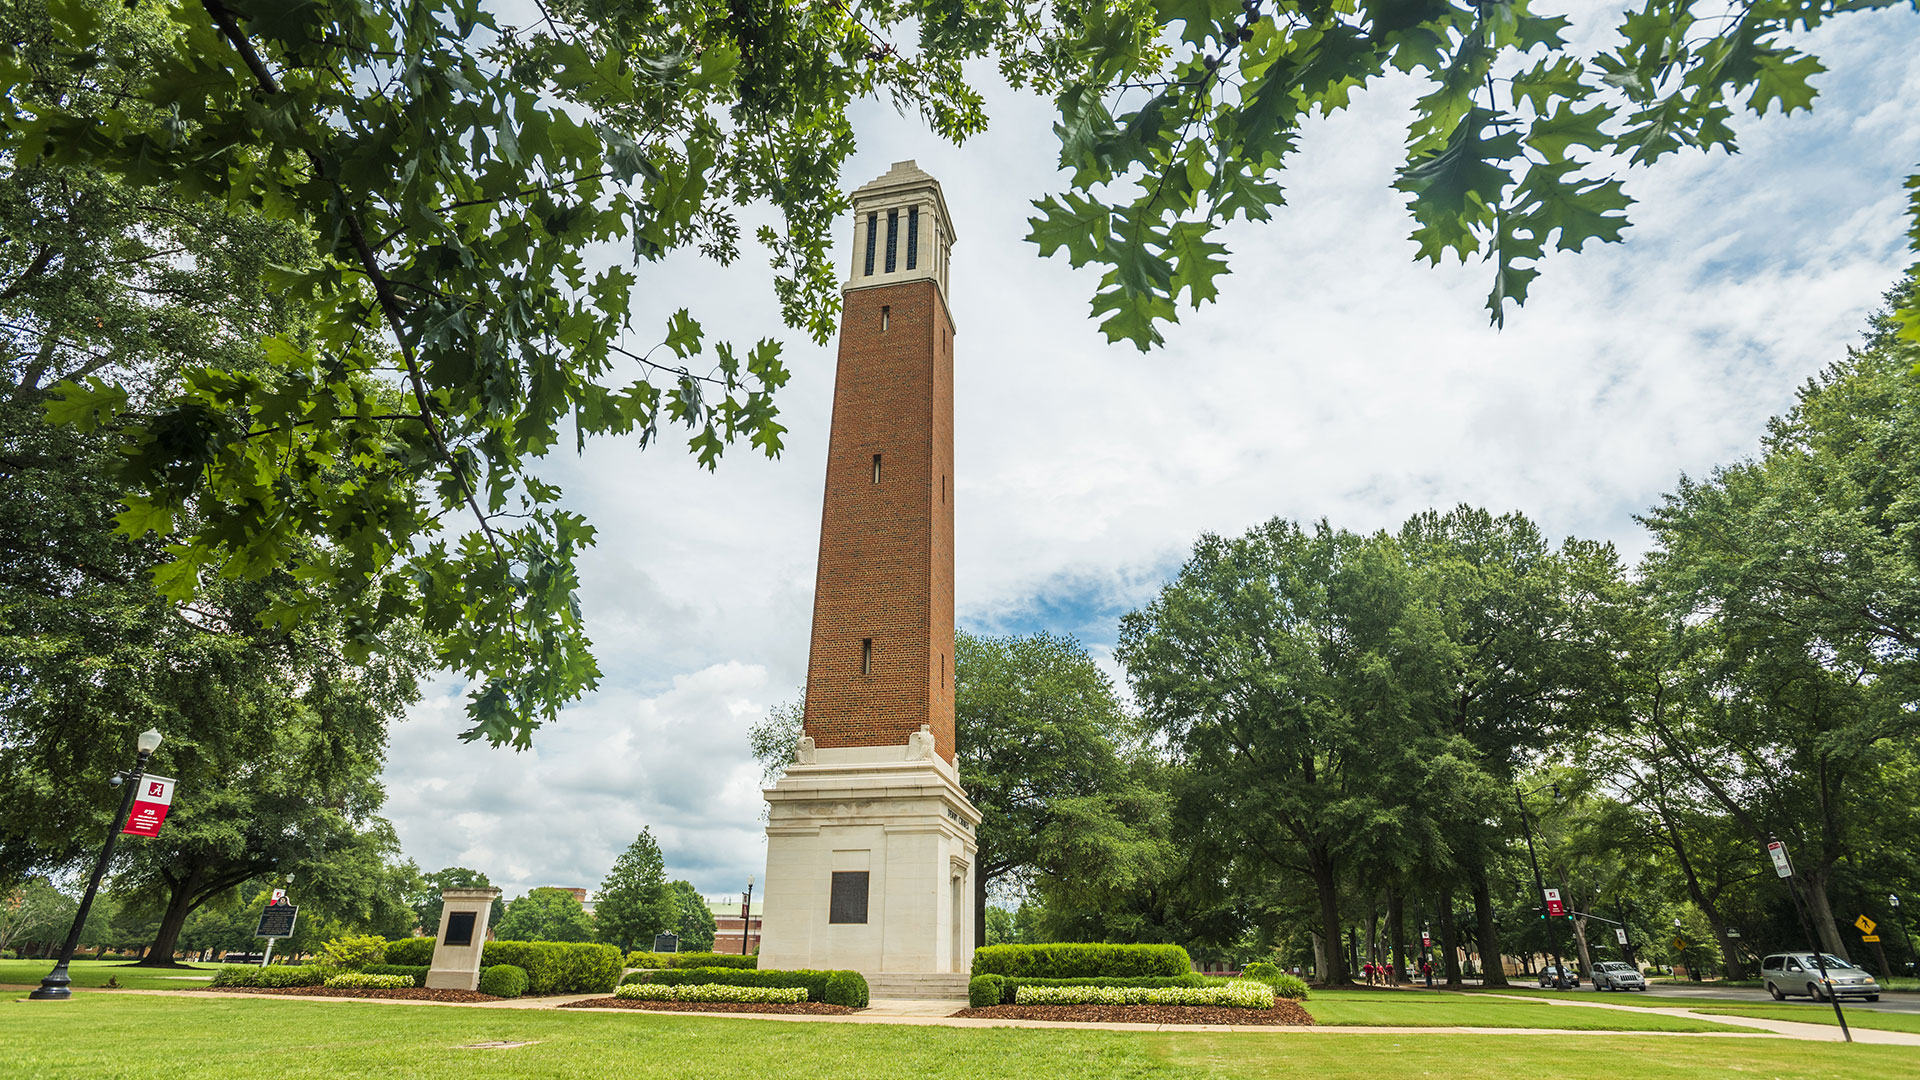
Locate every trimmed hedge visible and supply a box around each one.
[1015,982,1275,1008]
[621,966,869,1007]
[383,937,435,966]
[210,964,327,988]
[360,964,429,987]
[482,941,623,996]
[479,964,530,999]
[626,951,759,970]
[615,983,807,1004]
[324,973,415,989]
[968,974,1003,1008]
[971,944,1192,979]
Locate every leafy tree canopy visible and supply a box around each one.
[667,879,717,952]
[8,0,1909,753]
[494,886,595,943]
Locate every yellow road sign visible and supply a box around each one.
[1862,934,1881,943]
[1855,914,1877,935]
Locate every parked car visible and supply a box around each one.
[1590,961,1647,991]
[1761,953,1880,1002]
[1537,964,1580,989]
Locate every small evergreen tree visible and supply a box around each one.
[594,830,671,952]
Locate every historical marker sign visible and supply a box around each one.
[255,902,298,939]
[122,774,177,837]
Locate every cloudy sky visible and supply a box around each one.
[381,5,1920,900]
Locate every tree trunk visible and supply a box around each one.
[1438,894,1462,987]
[1387,883,1407,984]
[1312,932,1327,981]
[1468,863,1508,987]
[974,843,989,954]
[1800,867,1850,961]
[137,865,205,968]
[1309,844,1349,985]
[1570,912,1595,978]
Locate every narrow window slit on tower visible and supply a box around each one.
[871,453,882,483]
[940,653,946,688]
[863,212,877,276]
[941,475,946,503]
[861,638,873,675]
[881,305,889,332]
[907,207,919,269]
[885,210,899,273]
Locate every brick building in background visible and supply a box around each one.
[756,162,980,998]
[709,897,762,955]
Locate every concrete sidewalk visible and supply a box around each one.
[1467,990,1920,1047]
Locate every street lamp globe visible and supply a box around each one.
[136,728,164,754]
[1892,894,1902,909]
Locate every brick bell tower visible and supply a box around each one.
[757,162,980,988]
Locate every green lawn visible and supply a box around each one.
[0,958,220,990]
[7,994,1916,1080]
[1160,1032,1917,1080]
[1301,990,1724,1031]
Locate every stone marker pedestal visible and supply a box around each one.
[426,887,500,990]
[758,727,980,977]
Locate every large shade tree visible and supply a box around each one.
[954,630,1171,949]
[6,0,1911,751]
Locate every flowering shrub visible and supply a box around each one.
[1238,962,1310,1000]
[614,982,808,1004]
[1014,982,1276,1009]
[317,934,388,972]
[620,967,867,1007]
[323,973,417,989]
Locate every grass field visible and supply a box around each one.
[0,958,220,990]
[1300,990,1723,1030]
[7,995,1918,1080]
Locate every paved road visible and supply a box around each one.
[1549,982,1920,1015]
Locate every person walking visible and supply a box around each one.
[1421,959,1433,988]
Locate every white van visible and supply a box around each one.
[1760,952,1879,1001]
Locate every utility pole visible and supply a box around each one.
[1769,837,1850,1042]
[1515,785,1568,988]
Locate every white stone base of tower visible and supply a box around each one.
[757,729,980,981]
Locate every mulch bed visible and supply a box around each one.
[198,986,500,1004]
[952,1001,1315,1026]
[560,998,856,1015]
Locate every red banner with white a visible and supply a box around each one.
[1543,887,1566,918]
[122,774,177,837]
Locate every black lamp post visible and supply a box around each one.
[1515,782,1569,989]
[29,728,163,1001]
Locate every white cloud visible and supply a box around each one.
[382,4,1920,897]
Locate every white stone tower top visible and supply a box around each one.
[845,160,955,302]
